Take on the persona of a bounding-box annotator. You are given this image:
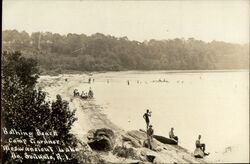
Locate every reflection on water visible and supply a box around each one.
[81,70,249,162]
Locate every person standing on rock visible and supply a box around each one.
[143,109,152,129]
[147,125,154,150]
[147,125,154,140]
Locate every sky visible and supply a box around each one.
[2,0,250,44]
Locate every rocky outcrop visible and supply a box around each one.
[75,106,207,163]
[79,120,207,163]
[87,128,115,151]
[115,130,207,163]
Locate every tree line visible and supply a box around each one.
[3,30,249,73]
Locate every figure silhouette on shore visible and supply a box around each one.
[88,87,94,98]
[143,109,152,129]
[169,127,178,142]
[196,135,209,155]
[147,125,154,150]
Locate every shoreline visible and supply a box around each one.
[40,69,249,76]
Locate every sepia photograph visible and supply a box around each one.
[1,0,249,163]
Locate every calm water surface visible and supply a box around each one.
[84,70,249,162]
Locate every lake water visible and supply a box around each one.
[79,70,249,162]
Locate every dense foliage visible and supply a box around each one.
[1,51,77,163]
[3,30,249,73]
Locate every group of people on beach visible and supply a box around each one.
[143,109,209,156]
[73,88,94,99]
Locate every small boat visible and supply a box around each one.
[139,129,178,145]
[153,135,178,145]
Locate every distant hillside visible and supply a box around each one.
[2,30,249,73]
